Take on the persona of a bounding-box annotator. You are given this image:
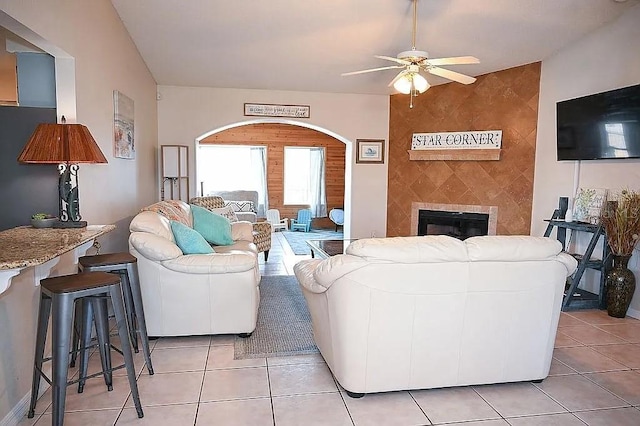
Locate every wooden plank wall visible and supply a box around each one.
[201,123,345,229]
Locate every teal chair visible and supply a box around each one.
[291,209,312,232]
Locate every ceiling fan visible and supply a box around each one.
[342,0,479,107]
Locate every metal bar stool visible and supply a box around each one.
[28,271,143,425]
[76,252,154,376]
[76,295,114,394]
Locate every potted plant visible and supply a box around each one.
[31,213,57,228]
[600,189,640,317]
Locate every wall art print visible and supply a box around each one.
[113,90,135,159]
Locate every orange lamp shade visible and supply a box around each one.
[18,123,108,164]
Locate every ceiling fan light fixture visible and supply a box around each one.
[393,72,429,95]
[393,72,413,94]
[413,73,430,93]
[341,0,478,105]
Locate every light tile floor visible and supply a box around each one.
[19,232,640,425]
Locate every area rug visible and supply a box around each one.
[234,275,319,359]
[282,229,344,255]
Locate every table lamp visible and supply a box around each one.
[17,116,108,228]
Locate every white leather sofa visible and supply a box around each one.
[129,201,261,337]
[294,235,577,397]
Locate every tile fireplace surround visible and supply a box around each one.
[410,202,498,236]
[387,62,540,237]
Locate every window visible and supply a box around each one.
[284,147,327,217]
[197,145,268,214]
[604,123,627,158]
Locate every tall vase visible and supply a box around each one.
[606,255,636,318]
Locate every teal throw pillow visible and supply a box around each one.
[190,204,234,246]
[170,220,214,254]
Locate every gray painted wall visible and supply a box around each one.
[16,52,56,108]
[0,106,57,230]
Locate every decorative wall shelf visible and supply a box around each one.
[408,149,501,161]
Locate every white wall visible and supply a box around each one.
[157,85,390,239]
[0,0,157,422]
[532,4,640,316]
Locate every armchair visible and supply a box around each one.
[266,209,288,232]
[329,208,344,232]
[291,209,312,232]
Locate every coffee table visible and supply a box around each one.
[307,239,356,259]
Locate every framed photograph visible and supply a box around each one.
[113,90,135,159]
[356,139,385,164]
[574,187,608,224]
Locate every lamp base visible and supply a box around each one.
[53,220,87,228]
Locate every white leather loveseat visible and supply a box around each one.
[129,201,260,337]
[294,235,577,397]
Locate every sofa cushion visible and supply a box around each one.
[235,212,258,223]
[129,232,183,261]
[346,235,468,263]
[465,236,563,261]
[170,220,214,254]
[130,211,174,241]
[191,204,234,246]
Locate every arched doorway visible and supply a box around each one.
[195,119,352,238]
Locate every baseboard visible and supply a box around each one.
[0,367,50,426]
[626,306,640,320]
[0,392,31,426]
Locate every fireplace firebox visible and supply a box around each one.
[418,209,489,240]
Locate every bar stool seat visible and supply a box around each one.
[29,271,143,425]
[77,252,154,376]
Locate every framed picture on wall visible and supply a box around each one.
[113,90,135,159]
[356,139,385,164]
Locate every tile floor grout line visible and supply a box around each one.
[332,375,356,426]
[191,340,213,426]
[264,355,277,426]
[535,370,633,415]
[578,369,639,408]
[470,385,509,422]
[407,390,433,425]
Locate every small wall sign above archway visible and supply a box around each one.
[244,103,310,118]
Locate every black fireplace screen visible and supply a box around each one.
[418,210,489,240]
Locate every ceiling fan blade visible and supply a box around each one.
[425,56,480,66]
[374,55,411,65]
[388,70,408,87]
[342,65,404,76]
[427,66,477,84]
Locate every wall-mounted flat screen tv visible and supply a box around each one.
[556,83,640,160]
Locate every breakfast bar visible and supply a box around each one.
[0,224,115,424]
[0,225,115,295]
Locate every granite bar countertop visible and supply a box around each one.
[0,225,115,270]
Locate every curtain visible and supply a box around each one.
[250,147,269,216]
[309,147,327,218]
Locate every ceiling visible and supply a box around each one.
[110,0,638,95]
